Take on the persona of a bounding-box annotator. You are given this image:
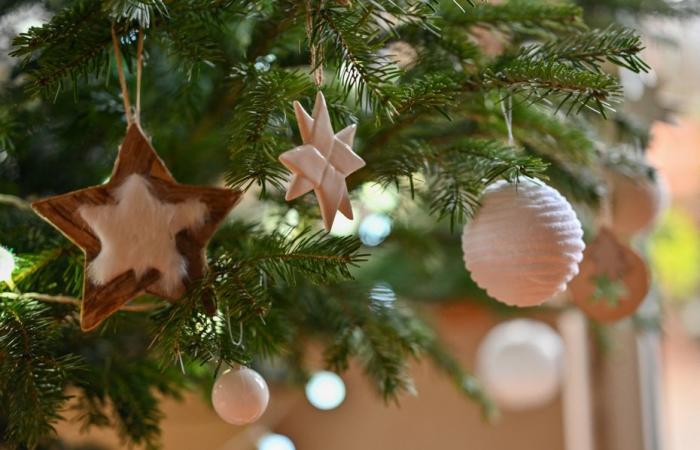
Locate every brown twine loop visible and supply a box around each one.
[305,0,324,87]
[135,27,144,124]
[111,25,145,126]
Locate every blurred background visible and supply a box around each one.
[2,2,700,450]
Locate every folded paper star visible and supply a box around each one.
[279,92,365,231]
[32,124,242,331]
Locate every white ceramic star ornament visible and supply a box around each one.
[279,92,365,231]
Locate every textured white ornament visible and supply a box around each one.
[212,367,270,425]
[462,177,585,307]
[608,171,667,238]
[476,319,564,411]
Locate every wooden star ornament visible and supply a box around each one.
[32,124,242,331]
[279,92,365,231]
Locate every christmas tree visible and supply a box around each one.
[0,0,685,448]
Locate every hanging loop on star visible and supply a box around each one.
[110,24,146,128]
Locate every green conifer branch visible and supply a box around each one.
[448,0,586,34]
[0,299,80,449]
[522,25,650,73]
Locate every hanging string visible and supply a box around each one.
[135,27,145,125]
[111,25,146,126]
[501,93,514,146]
[225,301,244,347]
[305,0,324,87]
[111,25,133,126]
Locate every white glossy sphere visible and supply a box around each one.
[609,171,667,237]
[476,319,564,411]
[462,178,585,307]
[305,371,346,410]
[212,367,269,425]
[0,246,15,282]
[257,433,296,450]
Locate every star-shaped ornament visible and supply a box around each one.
[32,124,242,331]
[279,92,365,231]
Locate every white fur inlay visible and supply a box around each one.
[79,174,207,295]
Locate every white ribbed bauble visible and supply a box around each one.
[212,367,270,425]
[476,319,564,411]
[462,177,585,307]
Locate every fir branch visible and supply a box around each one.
[294,284,427,401]
[10,1,116,94]
[105,0,168,27]
[152,227,365,366]
[0,298,81,449]
[369,138,549,227]
[317,6,400,116]
[393,73,460,116]
[225,67,314,193]
[67,320,188,450]
[0,193,31,210]
[522,25,650,73]
[13,246,84,297]
[484,58,622,116]
[473,100,597,165]
[449,0,586,35]
[0,292,163,312]
[577,0,700,18]
[352,0,444,33]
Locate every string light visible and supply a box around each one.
[0,245,16,285]
[358,213,392,247]
[257,433,295,450]
[305,371,346,410]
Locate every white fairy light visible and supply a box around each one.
[358,213,392,247]
[0,245,16,283]
[305,371,346,410]
[257,433,296,450]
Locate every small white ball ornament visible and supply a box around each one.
[212,366,270,425]
[476,319,564,411]
[462,177,585,307]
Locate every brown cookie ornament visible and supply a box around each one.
[32,124,242,331]
[568,227,650,322]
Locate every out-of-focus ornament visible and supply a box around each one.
[212,366,270,425]
[476,319,564,411]
[568,227,649,322]
[462,177,585,307]
[279,92,365,231]
[608,170,667,238]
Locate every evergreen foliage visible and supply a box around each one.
[0,0,683,447]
